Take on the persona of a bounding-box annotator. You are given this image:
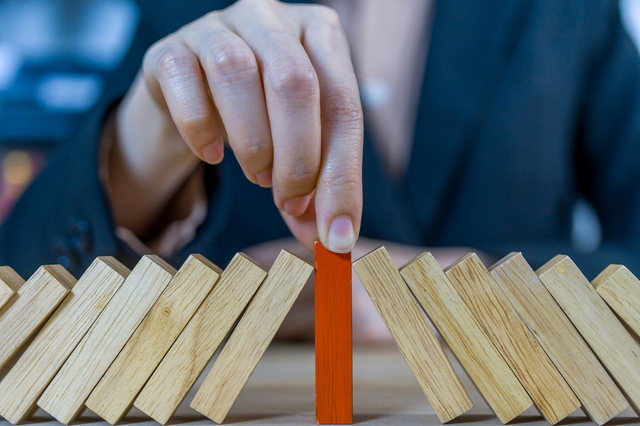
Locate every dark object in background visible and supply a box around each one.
[0,0,139,218]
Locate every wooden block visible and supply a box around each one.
[402,252,532,424]
[352,247,472,423]
[592,265,640,338]
[446,253,579,424]
[538,255,640,414]
[135,253,267,424]
[0,257,129,424]
[490,253,627,425]
[0,267,24,311]
[86,254,222,425]
[0,265,74,371]
[315,241,352,425]
[190,250,313,424]
[37,255,176,424]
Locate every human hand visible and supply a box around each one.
[139,0,363,253]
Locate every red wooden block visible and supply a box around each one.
[315,241,352,424]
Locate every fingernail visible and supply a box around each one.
[283,194,312,216]
[327,216,355,253]
[201,137,224,164]
[256,169,272,188]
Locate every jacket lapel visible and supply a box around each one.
[404,0,535,244]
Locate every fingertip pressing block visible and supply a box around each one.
[0,257,129,424]
[37,255,176,424]
[353,247,473,423]
[134,253,266,425]
[402,252,532,424]
[538,255,640,414]
[0,267,24,311]
[592,265,640,338]
[490,253,626,425]
[0,265,74,372]
[315,241,352,425]
[86,254,223,425]
[190,250,313,424]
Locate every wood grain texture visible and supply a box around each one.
[37,255,176,424]
[450,254,580,424]
[190,250,313,424]
[490,252,626,425]
[353,247,472,423]
[0,257,129,424]
[0,267,24,311]
[134,253,266,425]
[538,255,640,414]
[315,241,352,425]
[0,265,74,372]
[592,265,640,338]
[402,252,532,424]
[86,254,222,425]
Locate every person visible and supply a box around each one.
[2,0,640,339]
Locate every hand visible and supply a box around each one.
[138,0,363,253]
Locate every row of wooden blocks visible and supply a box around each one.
[0,243,640,426]
[0,250,313,425]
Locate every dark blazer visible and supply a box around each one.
[3,0,640,280]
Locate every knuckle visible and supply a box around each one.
[311,5,341,28]
[178,111,216,138]
[266,60,318,99]
[278,162,319,189]
[204,40,258,85]
[155,46,195,80]
[324,168,362,194]
[237,135,272,159]
[323,88,363,127]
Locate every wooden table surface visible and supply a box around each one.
[3,343,638,425]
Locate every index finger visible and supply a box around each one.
[299,6,364,253]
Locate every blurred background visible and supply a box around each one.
[0,0,638,251]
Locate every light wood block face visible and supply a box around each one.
[134,253,266,425]
[402,252,532,424]
[353,247,473,423]
[490,252,626,425]
[315,241,352,425]
[447,253,579,424]
[538,255,640,414]
[190,250,313,424]
[592,264,640,338]
[37,255,176,424]
[0,257,129,424]
[0,267,24,311]
[86,254,221,424]
[0,265,74,372]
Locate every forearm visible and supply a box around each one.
[105,74,202,239]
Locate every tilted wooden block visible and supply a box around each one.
[490,253,626,425]
[135,253,266,424]
[538,255,640,414]
[0,257,129,424]
[0,267,24,311]
[37,255,176,424]
[353,247,473,423]
[447,253,579,424]
[592,265,640,338]
[86,254,222,425]
[315,241,352,425]
[190,250,313,424]
[0,265,74,372]
[402,252,532,424]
